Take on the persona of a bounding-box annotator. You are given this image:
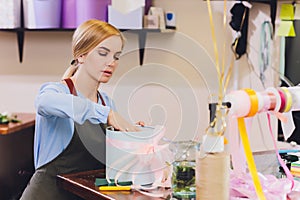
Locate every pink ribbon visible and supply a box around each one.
[266,113,294,189]
[106,126,165,151]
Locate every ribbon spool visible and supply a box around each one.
[226,88,289,114]
[277,87,287,113]
[268,92,277,111]
[196,152,230,200]
[225,90,251,117]
[243,88,258,117]
[256,91,266,113]
[225,89,259,118]
[281,87,292,112]
[256,91,274,112]
[286,87,300,111]
[266,87,281,112]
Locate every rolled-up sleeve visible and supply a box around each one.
[35,82,110,124]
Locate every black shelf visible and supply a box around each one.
[125,29,160,66]
[125,29,175,65]
[0,27,174,65]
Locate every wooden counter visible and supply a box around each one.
[0,113,35,200]
[0,113,35,134]
[57,169,172,200]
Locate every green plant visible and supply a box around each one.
[172,162,196,192]
[0,113,21,124]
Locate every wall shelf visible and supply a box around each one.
[123,29,175,65]
[0,28,75,63]
[0,28,174,65]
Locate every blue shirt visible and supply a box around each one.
[34,82,115,169]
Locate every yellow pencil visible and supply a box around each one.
[99,186,132,191]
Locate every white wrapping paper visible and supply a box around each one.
[106,125,173,186]
[0,0,21,28]
[108,5,144,29]
[111,0,145,14]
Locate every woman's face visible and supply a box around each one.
[80,35,123,83]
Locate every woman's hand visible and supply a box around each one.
[107,110,140,132]
[136,121,145,127]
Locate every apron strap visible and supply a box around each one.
[64,78,77,96]
[64,78,106,106]
[98,91,106,106]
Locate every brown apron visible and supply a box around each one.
[20,79,106,200]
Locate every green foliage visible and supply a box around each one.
[172,162,196,192]
[0,113,21,124]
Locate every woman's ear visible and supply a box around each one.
[77,55,86,64]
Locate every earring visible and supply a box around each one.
[71,59,79,66]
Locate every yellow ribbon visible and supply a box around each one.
[206,0,223,105]
[281,87,293,112]
[237,118,266,200]
[237,89,266,199]
[243,88,259,117]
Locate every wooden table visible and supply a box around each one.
[0,113,35,200]
[57,169,172,200]
[0,113,35,134]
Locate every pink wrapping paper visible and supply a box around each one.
[230,171,300,200]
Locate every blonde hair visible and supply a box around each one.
[72,19,125,61]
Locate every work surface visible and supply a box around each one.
[57,146,298,200]
[57,169,172,200]
[0,112,35,134]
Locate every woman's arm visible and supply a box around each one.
[107,110,141,132]
[35,82,110,125]
[100,92,142,131]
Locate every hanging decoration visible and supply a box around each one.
[259,21,273,88]
[229,2,250,59]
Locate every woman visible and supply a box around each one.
[20,19,141,200]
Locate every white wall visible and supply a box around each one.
[0,0,284,151]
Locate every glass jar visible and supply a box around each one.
[170,140,199,199]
